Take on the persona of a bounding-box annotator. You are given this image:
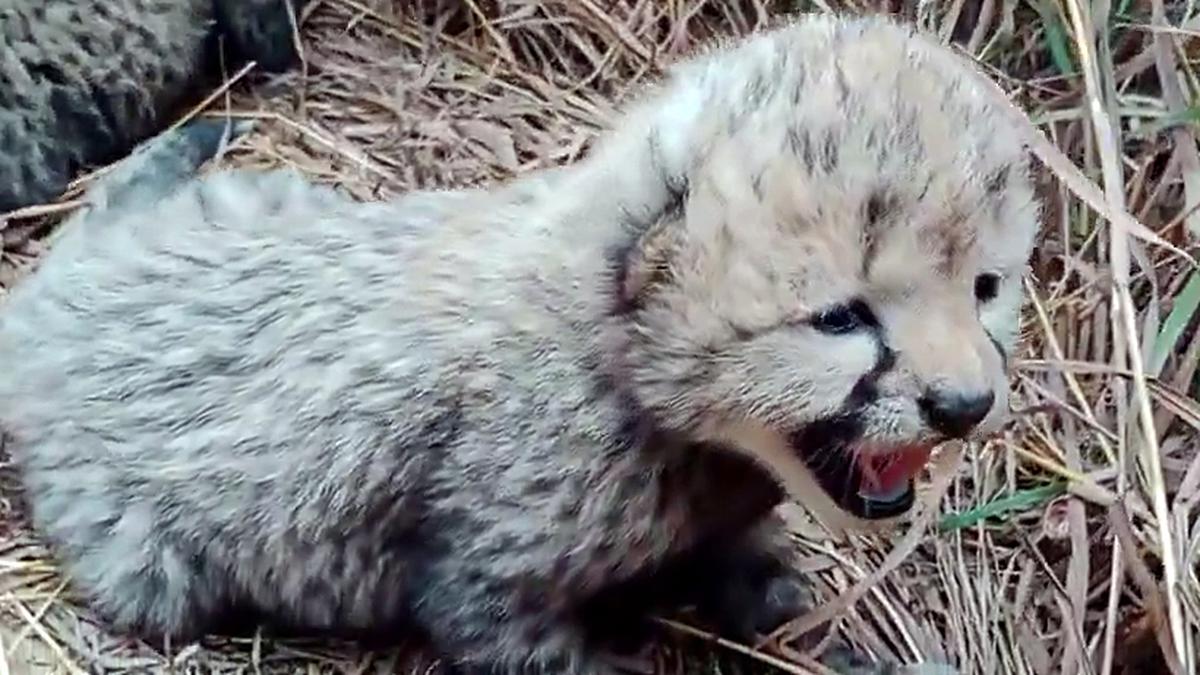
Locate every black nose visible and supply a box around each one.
[919,388,994,439]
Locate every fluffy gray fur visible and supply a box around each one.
[0,0,300,213]
[0,14,1039,675]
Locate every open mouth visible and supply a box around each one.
[789,419,933,520]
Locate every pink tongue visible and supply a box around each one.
[857,444,934,497]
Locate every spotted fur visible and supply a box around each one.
[0,0,300,213]
[0,14,1038,674]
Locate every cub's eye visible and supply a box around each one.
[810,299,877,335]
[974,273,1002,303]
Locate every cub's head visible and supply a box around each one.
[611,16,1039,527]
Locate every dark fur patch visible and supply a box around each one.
[671,442,784,539]
[750,171,765,200]
[819,130,839,173]
[787,126,815,172]
[212,0,300,74]
[843,341,895,411]
[864,189,893,229]
[577,443,784,648]
[834,63,851,107]
[922,213,977,277]
[987,331,1008,370]
[860,188,898,277]
[984,164,1011,196]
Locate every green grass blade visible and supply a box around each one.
[937,482,1068,532]
[1150,269,1200,376]
[1030,0,1076,76]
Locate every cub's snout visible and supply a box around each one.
[918,386,995,440]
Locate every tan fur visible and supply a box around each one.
[585,16,1039,528]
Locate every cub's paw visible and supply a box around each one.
[693,553,817,642]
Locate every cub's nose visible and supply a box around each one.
[919,388,995,439]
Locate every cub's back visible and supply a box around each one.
[0,168,464,529]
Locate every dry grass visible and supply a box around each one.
[1,0,1199,672]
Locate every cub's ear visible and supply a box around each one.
[616,215,684,313]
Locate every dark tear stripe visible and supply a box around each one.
[986,330,1008,370]
[842,328,895,411]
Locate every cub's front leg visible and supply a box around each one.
[675,516,816,642]
[664,518,959,675]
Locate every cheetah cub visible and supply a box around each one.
[0,14,1038,675]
